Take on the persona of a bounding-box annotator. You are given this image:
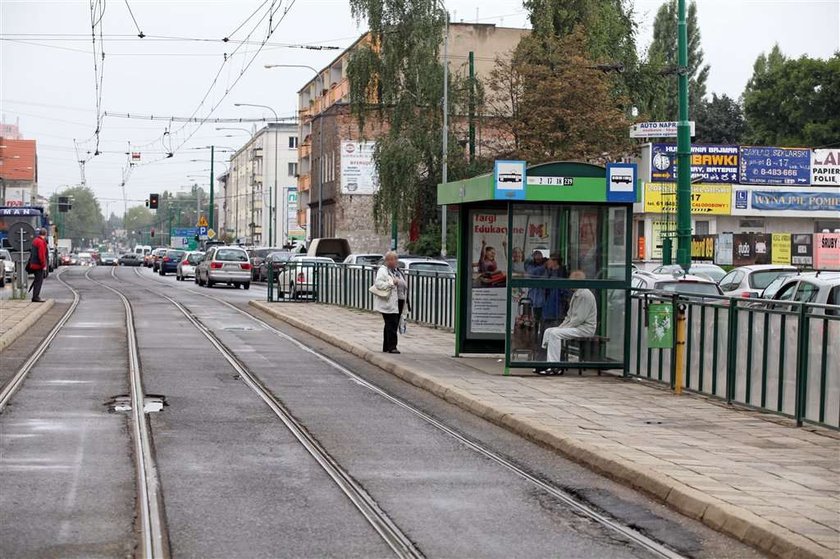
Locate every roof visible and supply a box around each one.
[0,138,37,181]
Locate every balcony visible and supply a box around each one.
[298,173,311,193]
[299,78,350,119]
[299,142,311,159]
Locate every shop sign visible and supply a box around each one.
[650,144,738,183]
[733,233,756,266]
[791,234,813,266]
[754,233,771,264]
[814,233,840,270]
[630,121,695,138]
[811,149,840,186]
[651,220,675,261]
[644,183,731,214]
[771,234,791,265]
[735,189,748,209]
[716,232,734,266]
[691,235,715,261]
[739,146,810,186]
[751,190,840,211]
[647,302,673,349]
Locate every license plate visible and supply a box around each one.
[224,263,238,269]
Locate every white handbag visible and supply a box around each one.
[369,284,391,298]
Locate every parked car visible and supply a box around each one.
[652,263,727,282]
[632,271,723,301]
[247,247,286,281]
[150,248,168,272]
[195,246,252,289]
[383,256,455,278]
[718,265,797,298]
[259,251,293,282]
[100,252,119,266]
[118,253,143,266]
[342,253,383,267]
[159,249,186,276]
[306,238,351,262]
[176,251,204,281]
[0,249,15,283]
[276,256,334,299]
[767,272,840,315]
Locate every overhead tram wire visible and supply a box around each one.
[123,0,145,38]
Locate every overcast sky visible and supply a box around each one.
[1,0,838,216]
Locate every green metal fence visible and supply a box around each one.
[629,290,840,430]
[267,262,456,330]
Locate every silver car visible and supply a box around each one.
[195,246,251,289]
[718,264,797,298]
[0,249,15,284]
[176,251,204,281]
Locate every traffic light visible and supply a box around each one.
[150,228,155,238]
[149,193,159,209]
[58,196,72,212]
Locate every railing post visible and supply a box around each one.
[267,264,274,302]
[794,303,809,427]
[726,297,739,404]
[670,294,678,389]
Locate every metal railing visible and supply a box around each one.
[268,262,456,329]
[629,290,840,430]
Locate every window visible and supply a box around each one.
[288,162,298,177]
[794,281,819,303]
[288,136,299,149]
[719,271,742,292]
[827,286,840,316]
[694,220,710,235]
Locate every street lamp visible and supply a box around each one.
[234,103,280,246]
[264,64,324,240]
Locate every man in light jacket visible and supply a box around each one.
[541,270,597,362]
[372,251,407,354]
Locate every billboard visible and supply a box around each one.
[691,235,715,261]
[791,234,813,266]
[644,183,731,214]
[739,146,810,186]
[750,190,840,212]
[771,233,791,265]
[650,144,738,183]
[340,141,378,195]
[716,232,734,266]
[814,233,840,270]
[733,233,756,267]
[811,149,840,186]
[754,233,771,265]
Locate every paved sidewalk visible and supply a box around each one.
[252,301,840,559]
[0,299,54,352]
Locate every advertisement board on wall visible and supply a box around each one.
[771,233,791,265]
[754,233,771,264]
[812,149,840,186]
[644,183,731,214]
[650,144,738,183]
[651,220,675,261]
[691,235,715,261]
[340,141,378,195]
[716,232,734,266]
[733,233,756,266]
[750,190,840,212]
[813,233,840,270]
[739,146,810,186]
[791,234,813,266]
[286,187,305,240]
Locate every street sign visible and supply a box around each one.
[493,160,526,200]
[198,225,208,240]
[606,162,637,203]
[630,121,695,139]
[7,221,35,251]
[197,215,209,227]
[526,176,574,186]
[207,228,216,239]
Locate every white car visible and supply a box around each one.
[77,252,96,267]
[342,253,383,267]
[176,251,204,281]
[652,263,727,283]
[768,272,840,315]
[632,271,724,300]
[0,249,15,283]
[277,256,334,299]
[718,264,797,298]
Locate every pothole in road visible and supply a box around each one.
[106,394,167,413]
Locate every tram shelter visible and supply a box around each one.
[438,161,636,374]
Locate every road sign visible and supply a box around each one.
[198,225,208,240]
[207,228,216,239]
[630,121,695,138]
[606,162,637,203]
[197,215,209,227]
[7,221,35,251]
[494,160,526,200]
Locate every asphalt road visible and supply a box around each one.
[0,265,764,558]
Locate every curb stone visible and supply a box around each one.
[250,300,834,559]
[0,299,55,352]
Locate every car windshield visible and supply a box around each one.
[356,255,381,265]
[0,250,9,260]
[694,266,725,282]
[103,253,116,258]
[655,281,720,296]
[187,253,204,264]
[749,270,794,289]
[216,249,248,262]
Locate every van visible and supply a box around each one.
[134,244,152,257]
[306,238,351,263]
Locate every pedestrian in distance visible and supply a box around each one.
[28,228,49,303]
[371,251,407,354]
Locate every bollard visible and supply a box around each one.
[674,302,687,395]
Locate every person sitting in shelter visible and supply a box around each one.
[540,270,598,366]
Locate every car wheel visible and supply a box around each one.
[243,282,250,290]
[207,279,215,288]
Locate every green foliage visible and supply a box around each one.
[49,186,104,248]
[643,0,709,119]
[694,93,746,144]
[743,48,840,147]
[405,220,457,256]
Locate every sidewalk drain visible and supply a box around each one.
[106,394,167,413]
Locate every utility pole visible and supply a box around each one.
[440,5,449,258]
[676,0,692,271]
[209,145,215,231]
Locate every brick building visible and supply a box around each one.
[0,137,38,207]
[296,23,528,252]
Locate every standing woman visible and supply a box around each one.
[372,251,407,354]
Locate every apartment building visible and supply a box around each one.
[0,137,38,207]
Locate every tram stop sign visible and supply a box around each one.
[7,221,36,252]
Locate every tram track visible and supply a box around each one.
[129,266,689,559]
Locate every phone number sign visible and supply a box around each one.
[739,146,810,186]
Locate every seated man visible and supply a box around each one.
[540,270,598,366]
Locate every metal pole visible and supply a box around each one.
[440,8,449,258]
[676,0,692,271]
[272,120,278,246]
[209,145,215,230]
[468,50,475,162]
[318,97,324,238]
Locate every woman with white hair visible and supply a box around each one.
[372,251,407,353]
[540,269,598,371]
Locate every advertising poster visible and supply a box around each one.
[650,144,739,183]
[733,233,756,266]
[468,209,515,336]
[691,235,715,261]
[716,232,734,266]
[644,183,731,214]
[651,220,675,261]
[812,149,840,186]
[771,234,791,265]
[754,233,771,265]
[791,234,813,266]
[751,190,840,212]
[647,302,674,349]
[813,233,840,270]
[739,146,811,186]
[340,141,378,195]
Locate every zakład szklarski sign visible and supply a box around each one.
[650,144,739,183]
[644,183,731,214]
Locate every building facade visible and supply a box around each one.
[0,137,38,207]
[296,23,529,252]
[221,122,300,246]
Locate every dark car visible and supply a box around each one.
[260,251,293,283]
[150,248,168,272]
[100,252,119,266]
[118,253,143,266]
[248,247,285,281]
[159,249,186,276]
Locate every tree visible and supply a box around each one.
[694,93,746,144]
[487,28,632,163]
[346,0,487,233]
[49,187,105,248]
[643,0,709,119]
[124,205,154,243]
[743,48,840,146]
